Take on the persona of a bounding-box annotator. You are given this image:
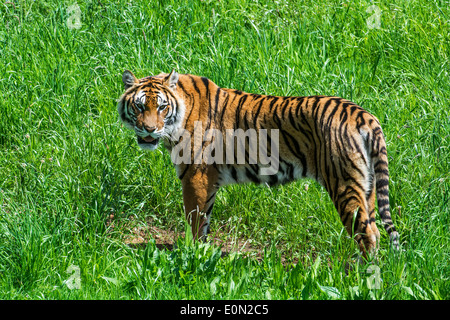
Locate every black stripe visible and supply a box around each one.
[268,96,279,113]
[337,185,357,199]
[202,78,213,130]
[319,98,335,128]
[376,178,389,188]
[253,97,267,128]
[178,164,190,180]
[339,103,350,121]
[374,160,388,169]
[268,174,279,186]
[206,192,216,204]
[260,124,273,156]
[327,157,339,201]
[311,96,322,122]
[350,135,368,167]
[205,204,214,216]
[377,198,389,207]
[280,98,291,120]
[375,168,389,177]
[337,128,366,178]
[333,143,366,191]
[219,92,231,131]
[177,80,188,96]
[280,129,307,173]
[214,88,220,117]
[201,77,210,91]
[355,110,366,130]
[340,195,360,225]
[234,95,248,129]
[286,161,294,181]
[311,97,323,181]
[243,109,250,131]
[231,166,238,181]
[295,97,305,117]
[138,83,157,90]
[322,100,341,193]
[189,75,201,95]
[245,167,261,184]
[288,108,304,134]
[372,127,382,136]
[324,99,340,132]
[184,93,196,128]
[272,105,282,127]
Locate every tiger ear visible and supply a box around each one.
[164,69,179,89]
[122,70,138,90]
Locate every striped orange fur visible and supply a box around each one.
[117,69,399,258]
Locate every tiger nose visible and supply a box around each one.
[144,125,156,133]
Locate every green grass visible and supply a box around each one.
[0,0,449,299]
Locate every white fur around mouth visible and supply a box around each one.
[137,135,160,151]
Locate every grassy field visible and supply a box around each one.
[0,0,449,300]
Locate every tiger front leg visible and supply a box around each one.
[181,167,218,241]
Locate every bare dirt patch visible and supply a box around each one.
[108,215,300,265]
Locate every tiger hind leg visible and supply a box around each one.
[333,182,379,259]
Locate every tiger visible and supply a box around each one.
[117,69,399,258]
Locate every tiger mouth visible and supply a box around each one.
[137,135,159,146]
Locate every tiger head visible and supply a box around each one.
[117,69,185,151]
